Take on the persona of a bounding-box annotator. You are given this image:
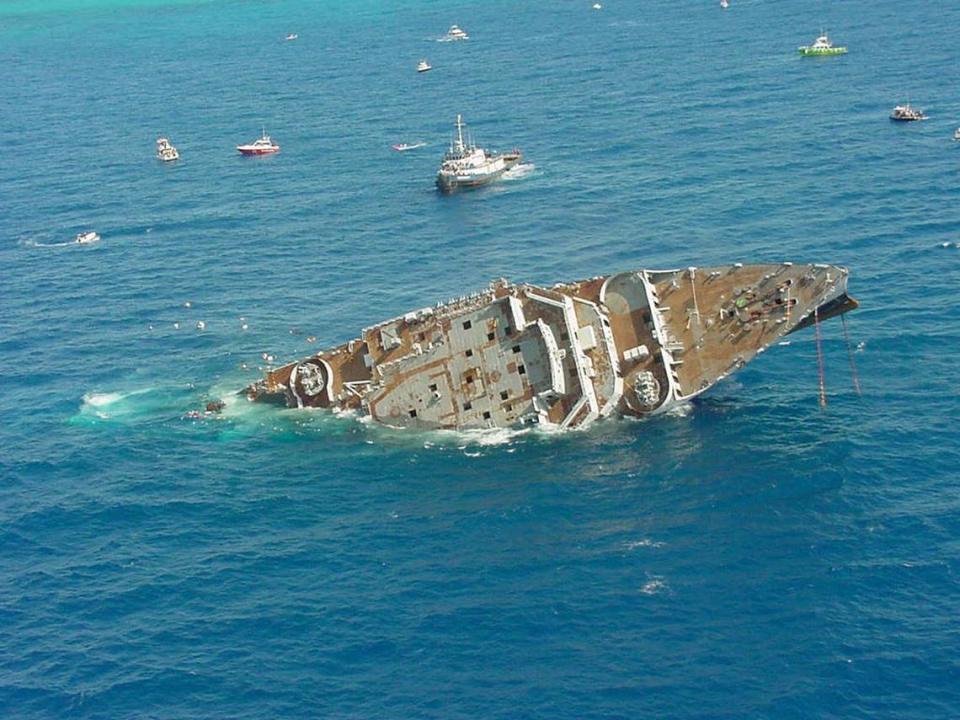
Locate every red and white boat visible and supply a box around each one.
[237,130,280,155]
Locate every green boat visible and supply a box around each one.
[798,32,847,56]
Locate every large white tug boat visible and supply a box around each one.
[156,137,179,162]
[237,130,281,155]
[436,114,522,193]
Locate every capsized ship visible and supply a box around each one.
[436,114,522,192]
[243,262,857,431]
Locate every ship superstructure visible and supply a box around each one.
[243,262,857,431]
[436,114,522,192]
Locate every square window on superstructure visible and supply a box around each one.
[518,365,526,375]
[512,345,521,354]
[408,409,417,418]
[429,383,438,392]
[500,390,509,400]
[487,332,495,341]
[464,401,472,411]
[465,349,473,358]
[505,403,512,412]
[483,411,491,420]
[466,375,474,384]
[463,320,472,330]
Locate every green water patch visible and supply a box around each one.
[0,0,221,18]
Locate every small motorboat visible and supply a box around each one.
[237,130,280,155]
[75,231,100,245]
[953,127,960,141]
[156,137,179,162]
[285,33,298,41]
[417,60,432,73]
[720,0,729,8]
[393,142,427,152]
[593,3,603,9]
[441,24,468,41]
[798,31,847,56]
[890,104,927,122]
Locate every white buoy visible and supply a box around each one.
[184,301,192,308]
[173,322,180,329]
[196,320,206,330]
[241,323,249,331]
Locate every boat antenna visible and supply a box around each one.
[455,114,465,152]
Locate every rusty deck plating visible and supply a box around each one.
[244,263,856,430]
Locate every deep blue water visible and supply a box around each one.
[2,0,960,717]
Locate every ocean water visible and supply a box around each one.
[2,0,959,717]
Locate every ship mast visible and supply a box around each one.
[455,114,466,153]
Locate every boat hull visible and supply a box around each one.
[436,153,522,192]
[798,47,847,56]
[237,147,280,155]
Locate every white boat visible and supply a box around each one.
[890,104,927,122]
[393,142,427,152]
[593,3,603,9]
[720,0,729,8]
[417,60,432,73]
[285,33,298,41]
[156,137,179,162]
[75,231,100,244]
[436,114,522,192]
[954,127,960,141]
[237,130,280,155]
[441,24,469,41]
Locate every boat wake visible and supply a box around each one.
[503,162,536,181]
[75,384,222,426]
[19,236,80,248]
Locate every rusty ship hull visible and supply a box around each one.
[244,263,856,431]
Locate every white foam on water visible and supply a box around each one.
[83,391,126,408]
[19,236,73,248]
[623,538,666,550]
[663,402,693,417]
[639,576,668,595]
[503,162,536,181]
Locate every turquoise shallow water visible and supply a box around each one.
[2,0,960,718]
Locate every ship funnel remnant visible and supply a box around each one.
[243,263,857,430]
